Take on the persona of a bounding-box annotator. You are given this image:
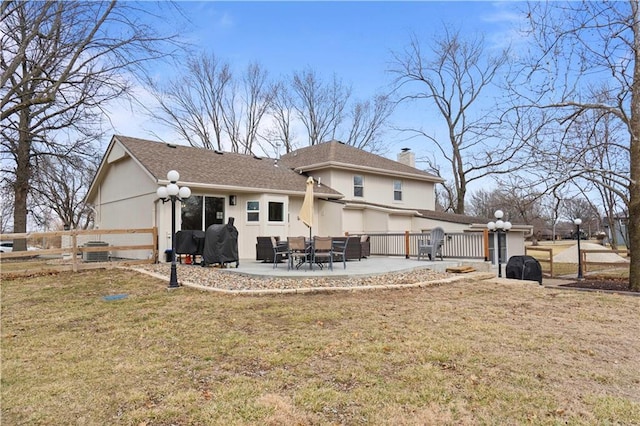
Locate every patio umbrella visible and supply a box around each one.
[299,176,314,239]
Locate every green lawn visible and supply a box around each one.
[2,269,639,425]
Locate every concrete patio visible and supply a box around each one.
[222,256,491,278]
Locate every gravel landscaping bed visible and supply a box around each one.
[136,263,452,292]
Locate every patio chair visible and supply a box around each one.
[271,236,289,269]
[418,227,445,261]
[312,236,333,270]
[287,236,310,270]
[256,236,279,262]
[331,236,351,269]
[359,234,370,259]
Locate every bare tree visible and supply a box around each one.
[570,105,628,247]
[0,182,13,233]
[291,68,351,145]
[497,179,546,235]
[467,178,545,225]
[260,81,297,156]
[1,1,179,249]
[228,62,273,154]
[149,53,231,150]
[150,58,391,155]
[542,187,572,243]
[149,57,272,154]
[390,27,516,214]
[346,94,394,153]
[266,73,392,153]
[30,156,97,230]
[563,197,601,237]
[434,183,455,213]
[514,1,639,290]
[466,188,496,219]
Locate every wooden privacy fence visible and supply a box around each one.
[358,231,487,260]
[0,228,157,276]
[525,246,554,277]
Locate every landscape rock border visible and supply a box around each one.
[131,264,495,295]
[129,265,639,297]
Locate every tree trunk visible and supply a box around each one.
[455,157,466,215]
[13,107,32,251]
[629,2,640,291]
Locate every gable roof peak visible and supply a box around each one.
[281,140,443,182]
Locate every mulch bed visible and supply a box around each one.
[562,277,637,293]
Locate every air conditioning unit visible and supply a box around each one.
[83,241,109,262]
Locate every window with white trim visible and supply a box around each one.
[268,201,284,222]
[394,180,403,201]
[353,175,364,197]
[246,201,259,222]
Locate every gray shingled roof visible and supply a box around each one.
[417,209,530,226]
[113,136,342,196]
[415,209,483,225]
[280,140,442,182]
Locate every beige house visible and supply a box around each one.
[86,135,530,261]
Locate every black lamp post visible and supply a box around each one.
[157,170,191,289]
[574,218,584,280]
[487,210,512,278]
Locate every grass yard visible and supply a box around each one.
[2,269,639,425]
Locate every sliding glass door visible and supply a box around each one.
[181,195,225,231]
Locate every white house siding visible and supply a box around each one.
[362,210,389,233]
[230,193,287,259]
[388,214,414,233]
[396,179,435,210]
[342,207,364,235]
[322,169,435,210]
[506,232,526,260]
[99,156,156,204]
[317,200,344,237]
[156,198,171,258]
[342,206,415,235]
[94,156,158,259]
[287,197,310,238]
[263,194,289,240]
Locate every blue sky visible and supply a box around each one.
[111,1,522,164]
[180,1,517,95]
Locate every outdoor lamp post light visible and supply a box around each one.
[157,170,191,289]
[487,210,512,278]
[574,218,584,280]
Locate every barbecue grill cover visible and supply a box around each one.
[506,255,542,284]
[202,218,239,266]
[175,230,205,255]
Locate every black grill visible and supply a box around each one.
[506,255,543,285]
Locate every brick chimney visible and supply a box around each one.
[397,148,415,167]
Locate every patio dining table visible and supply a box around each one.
[290,239,331,271]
